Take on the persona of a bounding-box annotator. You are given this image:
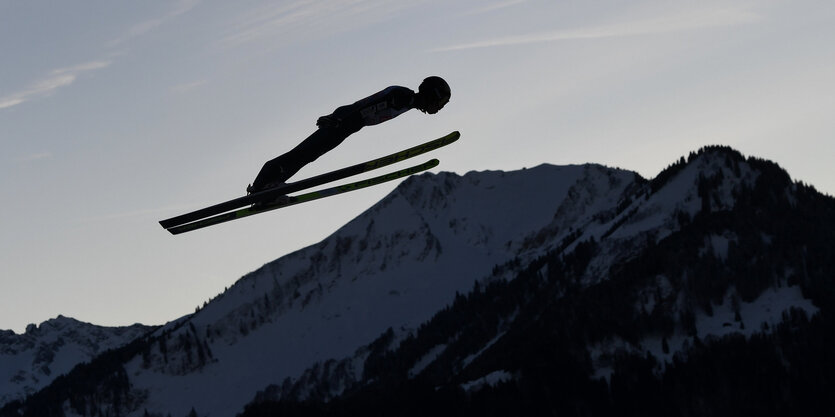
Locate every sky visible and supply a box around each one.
[2,0,834,334]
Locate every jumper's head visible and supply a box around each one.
[416,76,451,114]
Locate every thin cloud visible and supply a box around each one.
[433,6,760,52]
[218,1,320,48]
[0,61,111,110]
[107,0,201,47]
[52,61,112,75]
[465,0,526,15]
[171,79,208,93]
[2,1,198,110]
[18,152,54,163]
[0,97,25,109]
[218,0,423,49]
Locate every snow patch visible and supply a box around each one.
[696,285,817,339]
[460,370,512,392]
[699,233,736,260]
[408,344,447,378]
[461,330,506,369]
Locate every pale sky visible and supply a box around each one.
[2,1,834,333]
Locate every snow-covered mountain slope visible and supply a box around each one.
[5,146,832,417]
[240,147,832,416]
[0,316,151,405]
[125,163,637,417]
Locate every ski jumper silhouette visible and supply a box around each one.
[248,76,451,194]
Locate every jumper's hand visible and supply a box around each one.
[316,115,342,128]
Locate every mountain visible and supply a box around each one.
[0,316,152,406]
[240,148,833,416]
[2,146,833,417]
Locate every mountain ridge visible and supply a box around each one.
[3,145,833,416]
[0,315,152,406]
[241,145,833,416]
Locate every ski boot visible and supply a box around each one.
[247,182,291,208]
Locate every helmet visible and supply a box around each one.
[418,76,451,114]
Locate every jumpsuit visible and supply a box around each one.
[250,86,416,193]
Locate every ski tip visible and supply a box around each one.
[435,131,460,147]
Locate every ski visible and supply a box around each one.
[159,131,459,229]
[166,159,439,235]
